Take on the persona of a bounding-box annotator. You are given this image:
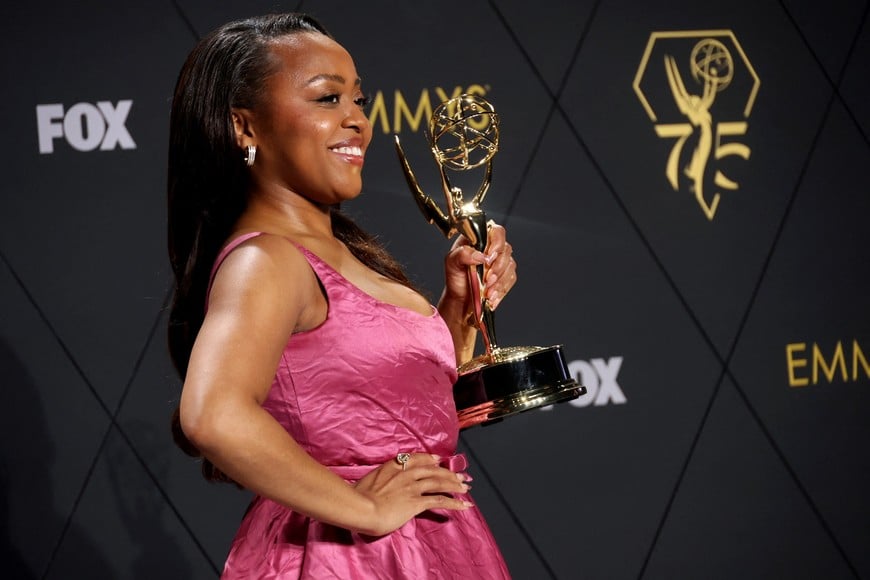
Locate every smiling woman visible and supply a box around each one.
[230,33,371,207]
[166,12,515,579]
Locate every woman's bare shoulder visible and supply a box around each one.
[208,232,321,320]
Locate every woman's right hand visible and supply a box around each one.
[352,453,472,536]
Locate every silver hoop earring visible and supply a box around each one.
[244,145,257,167]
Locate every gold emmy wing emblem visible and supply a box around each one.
[395,94,585,429]
[633,31,761,220]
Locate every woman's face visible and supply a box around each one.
[240,32,372,206]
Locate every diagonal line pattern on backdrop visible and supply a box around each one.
[635,3,870,578]
[0,247,219,578]
[448,1,606,578]
[469,0,870,579]
[775,0,870,150]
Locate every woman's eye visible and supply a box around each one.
[318,94,341,104]
[355,95,370,109]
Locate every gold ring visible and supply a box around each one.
[396,453,411,471]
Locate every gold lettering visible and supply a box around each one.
[786,343,808,387]
[370,85,490,134]
[813,341,848,384]
[434,86,465,113]
[713,122,751,191]
[853,340,870,381]
[465,84,490,132]
[393,89,432,134]
[464,84,487,97]
[367,91,390,134]
[655,124,692,190]
[432,87,464,119]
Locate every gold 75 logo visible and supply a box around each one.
[633,30,760,220]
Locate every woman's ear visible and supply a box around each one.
[231,109,255,148]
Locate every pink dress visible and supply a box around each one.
[215,233,510,579]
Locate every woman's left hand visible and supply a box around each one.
[443,221,516,311]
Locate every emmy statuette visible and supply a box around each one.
[394,94,585,429]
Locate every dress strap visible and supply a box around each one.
[204,231,265,308]
[208,231,265,289]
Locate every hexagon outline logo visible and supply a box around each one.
[633,30,761,220]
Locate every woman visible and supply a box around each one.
[168,13,515,578]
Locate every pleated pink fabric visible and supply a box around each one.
[214,233,510,579]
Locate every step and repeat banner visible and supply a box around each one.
[2,1,868,578]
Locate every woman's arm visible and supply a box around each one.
[179,234,470,536]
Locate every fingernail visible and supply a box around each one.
[455,472,465,481]
[484,253,496,265]
[431,454,440,461]
[471,251,486,263]
[463,501,474,508]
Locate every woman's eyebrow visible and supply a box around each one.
[305,73,362,86]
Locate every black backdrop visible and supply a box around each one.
[2,1,869,578]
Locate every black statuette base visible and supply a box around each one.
[453,345,586,429]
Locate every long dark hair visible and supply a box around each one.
[168,13,415,482]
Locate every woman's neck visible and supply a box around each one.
[235,188,335,241]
